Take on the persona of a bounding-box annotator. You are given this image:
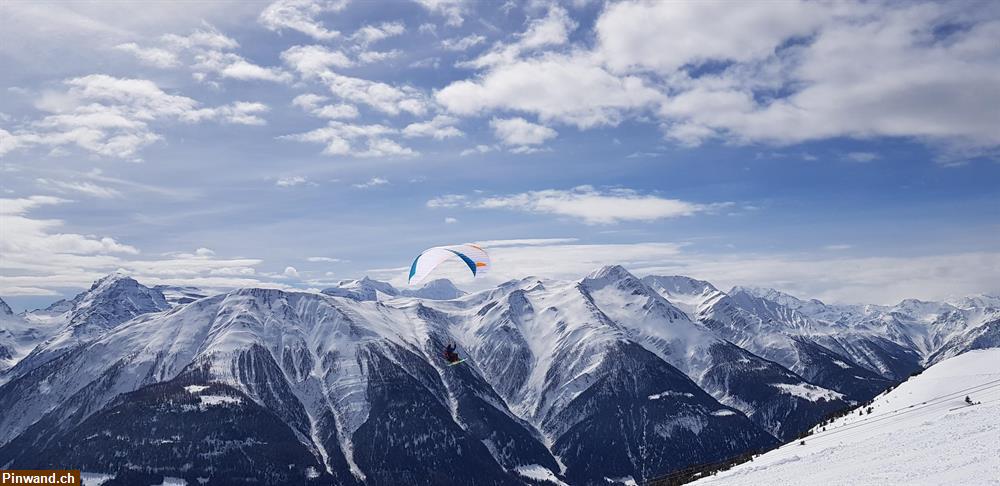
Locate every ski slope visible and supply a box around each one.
[693,348,1000,486]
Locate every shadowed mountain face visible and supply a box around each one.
[0,270,995,484]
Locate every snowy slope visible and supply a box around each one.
[153,285,211,306]
[640,279,998,399]
[691,348,1000,486]
[0,298,65,375]
[321,277,465,301]
[3,273,170,382]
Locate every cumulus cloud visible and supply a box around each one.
[259,0,348,40]
[276,175,308,187]
[192,51,292,83]
[403,115,463,139]
[3,75,269,159]
[441,34,485,51]
[116,27,291,85]
[429,186,725,224]
[352,177,389,188]
[438,52,663,128]
[426,194,467,208]
[115,43,180,68]
[292,93,360,119]
[461,6,576,69]
[281,121,417,157]
[490,117,557,146]
[281,45,354,77]
[282,47,428,116]
[351,21,405,46]
[444,217,458,224]
[413,0,466,27]
[357,50,402,64]
[435,1,1000,158]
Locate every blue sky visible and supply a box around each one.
[1,0,998,311]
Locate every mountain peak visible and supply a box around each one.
[642,275,719,296]
[585,265,636,282]
[0,297,12,316]
[322,276,398,301]
[730,286,812,307]
[400,279,466,300]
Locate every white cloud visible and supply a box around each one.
[438,52,663,128]
[426,194,466,208]
[475,238,579,247]
[292,93,359,119]
[161,28,239,51]
[115,42,180,68]
[403,115,463,139]
[846,152,879,163]
[413,0,466,27]
[307,256,342,262]
[283,266,300,277]
[596,1,824,74]
[435,1,1000,157]
[351,21,405,46]
[3,75,269,159]
[292,93,328,111]
[490,117,557,146]
[281,121,417,157]
[437,186,724,224]
[321,72,428,116]
[259,0,347,40]
[459,144,496,156]
[520,6,577,50]
[357,50,402,64]
[276,175,308,187]
[0,199,283,297]
[281,46,427,117]
[635,251,1000,306]
[35,178,122,199]
[441,34,485,51]
[824,244,854,251]
[444,217,458,224]
[461,6,576,69]
[192,50,292,83]
[281,45,354,77]
[353,177,389,189]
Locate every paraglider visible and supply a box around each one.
[408,243,490,286]
[443,342,463,365]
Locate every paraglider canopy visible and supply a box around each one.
[408,243,490,285]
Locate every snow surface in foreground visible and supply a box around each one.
[694,348,1000,486]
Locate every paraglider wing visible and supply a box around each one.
[407,243,490,285]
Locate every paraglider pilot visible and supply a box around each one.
[444,342,460,363]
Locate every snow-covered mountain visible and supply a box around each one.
[322,277,465,301]
[0,270,995,485]
[153,284,211,307]
[0,270,782,484]
[3,273,171,383]
[641,276,999,404]
[690,348,1000,485]
[0,298,66,375]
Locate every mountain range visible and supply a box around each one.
[0,268,996,485]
